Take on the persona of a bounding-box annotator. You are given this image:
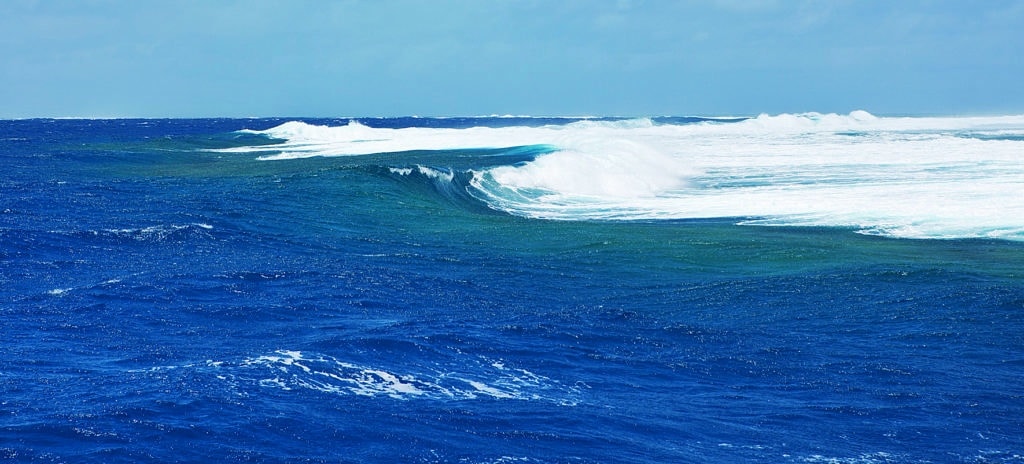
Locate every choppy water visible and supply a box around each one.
[2,115,1022,463]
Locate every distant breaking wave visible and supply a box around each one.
[219,112,1024,241]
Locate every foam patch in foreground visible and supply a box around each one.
[221,350,582,404]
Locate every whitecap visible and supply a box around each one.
[221,113,1024,241]
[217,350,581,404]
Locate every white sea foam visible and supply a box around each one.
[800,451,902,463]
[226,120,557,160]
[224,350,580,404]
[45,276,128,297]
[97,223,214,242]
[416,165,454,182]
[226,112,1024,240]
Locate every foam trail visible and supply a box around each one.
[225,112,1024,240]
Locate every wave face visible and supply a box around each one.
[226,112,1024,240]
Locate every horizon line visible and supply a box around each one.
[4,110,1024,121]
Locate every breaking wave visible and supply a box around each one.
[222,112,1024,240]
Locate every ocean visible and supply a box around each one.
[1,113,1022,463]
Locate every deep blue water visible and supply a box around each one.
[2,118,1023,463]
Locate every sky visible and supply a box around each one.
[1,0,1022,118]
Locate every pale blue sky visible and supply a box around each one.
[2,0,1021,118]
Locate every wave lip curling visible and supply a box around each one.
[225,112,1024,240]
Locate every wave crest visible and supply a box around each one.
[484,139,692,199]
[218,113,1024,240]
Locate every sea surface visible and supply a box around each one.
[2,113,1023,463]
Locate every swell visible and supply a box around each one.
[364,144,557,216]
[377,164,501,216]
